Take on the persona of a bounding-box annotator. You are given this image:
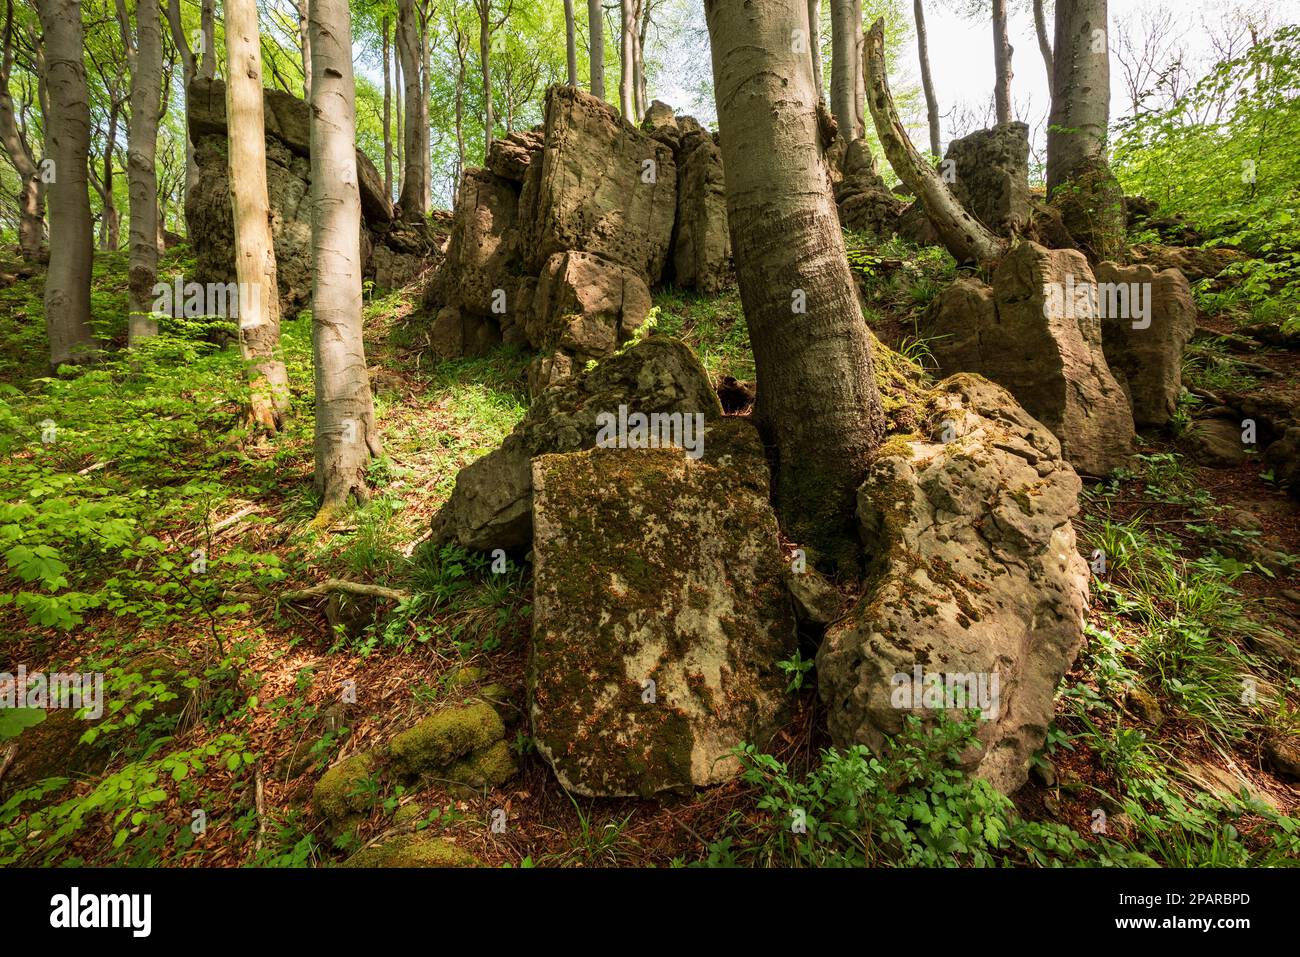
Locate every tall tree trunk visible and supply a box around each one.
[704,0,886,568]
[1033,0,1054,99]
[394,51,402,193]
[619,0,634,120]
[0,0,45,260]
[477,0,494,154]
[635,0,649,120]
[125,0,162,345]
[864,18,1003,267]
[164,0,198,210]
[296,0,312,102]
[992,0,1013,125]
[1046,0,1123,261]
[99,102,121,250]
[829,0,858,141]
[36,0,95,369]
[395,0,426,218]
[382,15,392,201]
[225,0,290,431]
[308,0,381,520]
[198,0,216,79]
[913,0,941,157]
[419,3,431,208]
[852,0,865,138]
[807,0,823,102]
[587,0,604,99]
[564,0,577,86]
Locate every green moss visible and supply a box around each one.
[311,751,379,826]
[387,701,505,778]
[342,834,480,868]
[444,740,518,789]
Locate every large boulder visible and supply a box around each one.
[924,241,1135,476]
[817,374,1089,794]
[944,123,1031,236]
[429,338,722,552]
[530,418,796,796]
[672,127,731,292]
[520,85,677,283]
[524,250,652,371]
[427,168,522,324]
[1095,262,1198,428]
[834,138,905,239]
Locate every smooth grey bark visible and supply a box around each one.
[829,0,858,141]
[1034,0,1054,98]
[619,0,634,120]
[164,0,197,213]
[865,17,1003,267]
[992,0,1013,124]
[382,14,392,200]
[704,0,886,568]
[807,0,823,101]
[587,0,604,99]
[296,0,312,102]
[35,0,94,368]
[564,0,577,86]
[395,0,427,218]
[475,0,494,154]
[913,0,941,157]
[225,0,290,430]
[0,0,44,260]
[308,0,381,519]
[198,0,215,79]
[123,0,163,345]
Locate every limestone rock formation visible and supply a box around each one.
[817,374,1090,794]
[529,418,795,796]
[429,338,722,552]
[1095,262,1198,428]
[944,123,1031,237]
[924,241,1135,476]
[834,138,905,239]
[672,123,732,293]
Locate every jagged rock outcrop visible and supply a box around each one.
[185,77,440,315]
[923,241,1135,476]
[944,123,1031,237]
[1095,262,1198,428]
[429,338,722,552]
[529,418,795,796]
[834,138,905,239]
[671,120,732,293]
[817,374,1090,794]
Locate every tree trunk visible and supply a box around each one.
[308,0,381,520]
[394,51,402,192]
[382,15,392,201]
[0,0,45,260]
[1033,0,1054,99]
[99,102,120,250]
[635,0,649,120]
[992,0,1013,125]
[807,0,823,102]
[164,0,198,209]
[852,0,865,138]
[224,0,290,431]
[587,0,604,99]
[704,0,886,568]
[198,0,215,79]
[296,0,311,102]
[829,0,858,141]
[913,0,941,157]
[477,0,494,155]
[564,0,577,86]
[619,0,634,120]
[35,0,95,369]
[126,0,162,345]
[1046,0,1123,261]
[395,0,426,218]
[864,18,1002,267]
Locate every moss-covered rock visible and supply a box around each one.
[311,751,379,827]
[530,417,796,797]
[342,834,480,868]
[387,701,505,779]
[445,739,518,788]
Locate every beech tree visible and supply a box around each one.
[992,0,1012,124]
[395,0,428,217]
[121,0,163,346]
[0,0,44,260]
[913,0,940,156]
[1033,0,1054,97]
[807,0,823,100]
[619,0,635,120]
[704,0,886,566]
[587,0,603,99]
[1046,0,1124,260]
[308,0,382,519]
[164,0,214,207]
[225,0,290,430]
[35,0,95,369]
[829,0,861,141]
[564,0,577,86]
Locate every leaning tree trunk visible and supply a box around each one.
[225,0,290,431]
[913,0,941,158]
[807,0,823,101]
[704,0,887,569]
[126,0,162,346]
[865,18,1003,267]
[619,0,635,120]
[829,0,858,142]
[1033,0,1054,99]
[35,0,95,369]
[587,0,604,99]
[308,0,381,521]
[1046,0,1124,261]
[992,0,1013,125]
[564,0,577,86]
[395,0,426,218]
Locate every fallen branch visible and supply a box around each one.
[280,579,412,604]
